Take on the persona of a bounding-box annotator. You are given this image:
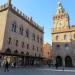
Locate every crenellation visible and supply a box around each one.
[20,11,22,15]
[23,13,25,16]
[0,5,5,10]
[0,2,44,32]
[28,16,32,21]
[11,5,43,31]
[13,6,16,11]
[17,9,19,13]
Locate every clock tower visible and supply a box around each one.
[53,0,70,29]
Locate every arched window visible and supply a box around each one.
[56,35,59,40]
[11,21,17,32]
[64,34,67,40]
[8,37,11,44]
[27,44,29,49]
[16,40,18,46]
[26,29,29,38]
[32,45,35,50]
[32,33,35,41]
[22,42,24,48]
[19,25,23,35]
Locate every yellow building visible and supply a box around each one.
[52,1,75,67]
[0,0,44,66]
[43,43,53,65]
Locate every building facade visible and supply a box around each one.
[0,0,44,66]
[52,1,75,67]
[43,43,53,65]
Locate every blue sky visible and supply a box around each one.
[0,0,75,45]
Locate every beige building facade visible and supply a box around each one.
[0,0,44,66]
[52,1,75,67]
[43,43,53,64]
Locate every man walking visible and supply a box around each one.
[4,60,9,72]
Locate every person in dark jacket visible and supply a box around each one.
[55,63,58,69]
[4,60,9,72]
[14,62,16,68]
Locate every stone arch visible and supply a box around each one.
[65,56,72,67]
[56,56,62,66]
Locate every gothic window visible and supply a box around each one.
[56,35,59,40]
[19,26,23,35]
[32,45,35,50]
[40,36,43,44]
[27,44,29,49]
[22,42,24,48]
[56,33,60,40]
[26,29,29,38]
[32,33,35,41]
[8,37,11,44]
[16,40,18,46]
[64,34,67,40]
[11,21,17,32]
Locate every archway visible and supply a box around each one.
[56,56,62,66]
[65,56,72,67]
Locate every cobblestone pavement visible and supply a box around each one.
[0,67,75,75]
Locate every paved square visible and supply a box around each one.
[0,67,75,75]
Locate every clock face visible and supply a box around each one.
[56,20,63,28]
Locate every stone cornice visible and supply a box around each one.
[52,26,75,34]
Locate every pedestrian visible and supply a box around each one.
[62,65,64,71]
[11,62,14,68]
[55,63,58,69]
[13,62,16,68]
[4,60,9,72]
